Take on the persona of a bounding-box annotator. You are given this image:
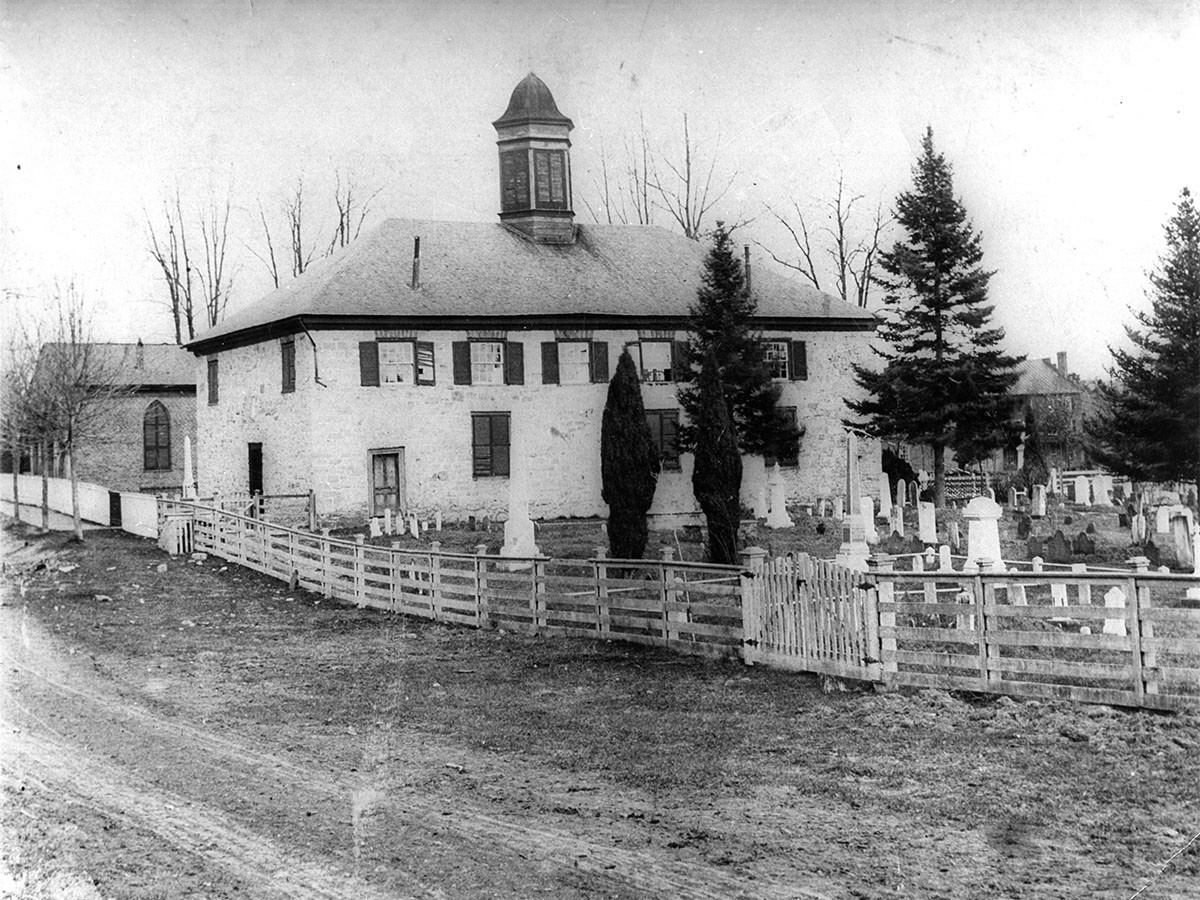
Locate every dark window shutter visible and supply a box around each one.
[415,341,435,385]
[493,414,511,476]
[281,339,295,393]
[504,341,524,385]
[207,358,219,405]
[452,341,471,385]
[790,340,808,381]
[359,341,379,387]
[671,341,689,382]
[589,341,609,383]
[541,342,559,384]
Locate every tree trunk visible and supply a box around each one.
[11,441,19,524]
[40,441,50,532]
[933,441,946,509]
[68,442,83,542]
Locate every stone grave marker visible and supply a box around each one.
[369,518,382,538]
[1016,513,1032,540]
[895,479,907,510]
[1007,486,1018,508]
[964,496,1004,571]
[860,496,879,545]
[1072,532,1096,556]
[383,508,393,535]
[917,501,937,544]
[1118,512,1130,528]
[879,474,891,521]
[948,520,961,552]
[1074,475,1090,505]
[1155,506,1172,535]
[1031,484,1047,518]
[889,504,904,537]
[1045,530,1072,564]
[833,497,844,520]
[1103,586,1127,636]
[1171,514,1194,569]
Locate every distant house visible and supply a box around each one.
[186,73,879,523]
[1004,352,1094,472]
[11,342,198,494]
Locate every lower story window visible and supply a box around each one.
[646,409,680,471]
[472,412,510,477]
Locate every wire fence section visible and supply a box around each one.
[874,565,1200,710]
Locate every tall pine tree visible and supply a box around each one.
[1088,188,1200,488]
[677,224,801,459]
[691,350,743,565]
[601,350,661,559]
[846,127,1021,507]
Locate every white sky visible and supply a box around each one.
[2,0,1198,377]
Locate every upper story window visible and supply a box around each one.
[359,340,435,387]
[629,340,686,383]
[207,358,219,405]
[452,341,524,386]
[281,338,296,393]
[541,341,610,385]
[764,339,808,381]
[143,401,171,471]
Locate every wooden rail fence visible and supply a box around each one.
[161,501,1200,710]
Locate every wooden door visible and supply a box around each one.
[371,451,405,516]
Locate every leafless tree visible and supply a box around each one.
[1,324,39,525]
[761,173,891,307]
[583,117,655,227]
[328,170,382,256]
[649,114,739,241]
[25,284,130,541]
[146,186,236,343]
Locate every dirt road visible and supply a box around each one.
[2,525,1198,899]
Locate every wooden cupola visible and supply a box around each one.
[493,72,575,244]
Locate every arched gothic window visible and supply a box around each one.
[143,401,171,471]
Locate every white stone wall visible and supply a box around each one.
[195,339,314,499]
[198,325,880,522]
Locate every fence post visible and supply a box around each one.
[1129,556,1155,698]
[320,528,332,598]
[594,548,609,639]
[867,553,895,688]
[388,541,401,613]
[532,556,546,635]
[660,547,675,646]
[975,563,996,690]
[475,544,490,628]
[739,546,767,666]
[354,536,365,607]
[307,490,317,532]
[429,541,443,621]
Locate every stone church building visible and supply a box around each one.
[188,73,879,524]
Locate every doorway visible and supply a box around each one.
[248,443,263,495]
[370,449,405,517]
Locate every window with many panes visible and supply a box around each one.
[557,341,591,384]
[472,412,510,477]
[630,341,685,383]
[646,409,681,471]
[765,341,790,380]
[470,341,505,385]
[143,401,171,471]
[379,341,415,385]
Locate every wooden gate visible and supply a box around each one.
[742,553,880,680]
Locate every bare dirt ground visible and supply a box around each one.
[2,521,1198,899]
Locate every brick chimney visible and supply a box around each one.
[1056,351,1068,376]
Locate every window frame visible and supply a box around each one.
[378,339,417,386]
[142,401,171,472]
[471,412,511,478]
[765,340,790,380]
[645,408,681,472]
[470,341,506,386]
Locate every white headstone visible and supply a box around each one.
[435,510,443,531]
[1171,515,1194,569]
[834,433,869,570]
[1007,486,1018,508]
[879,474,892,519]
[1074,475,1091,506]
[1156,506,1172,535]
[1071,562,1091,606]
[948,520,961,551]
[383,508,393,535]
[410,514,420,538]
[955,587,975,631]
[369,517,382,538]
[963,496,1004,572]
[860,496,878,545]
[1051,583,1068,606]
[889,504,904,537]
[816,497,827,518]
[1132,512,1147,543]
[1103,586,1127,636]
[182,436,196,499]
[501,424,541,558]
[765,464,794,529]
[918,501,937,544]
[895,479,907,509]
[753,481,769,519]
[938,544,953,571]
[1031,484,1047,518]
[833,497,844,520]
[1093,474,1113,506]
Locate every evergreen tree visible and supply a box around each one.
[691,350,742,565]
[677,224,802,459]
[846,127,1022,507]
[1017,406,1050,491]
[601,350,661,559]
[1088,188,1200,488]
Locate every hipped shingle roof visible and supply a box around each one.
[189,219,874,352]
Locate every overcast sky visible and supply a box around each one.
[2,0,1198,377]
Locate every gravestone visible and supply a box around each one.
[752,482,769,519]
[383,508,393,535]
[435,510,443,532]
[879,474,892,521]
[1027,536,1043,559]
[1045,530,1072,565]
[1008,486,1018,509]
[1171,514,1194,569]
[765,464,794,529]
[410,514,420,538]
[948,520,962,552]
[895,479,907,510]
[816,498,827,518]
[1155,506,1172,535]
[1143,540,1162,568]
[1072,532,1096,556]
[1031,484,1047,518]
[833,497,844,520]
[369,518,382,538]
[860,496,879,545]
[917,501,937,544]
[1132,512,1147,543]
[1093,474,1113,506]
[938,544,953,571]
[1016,513,1032,540]
[1118,512,1130,528]
[1103,586,1127,636]
[1074,475,1091,506]
[963,496,1004,572]
[889,504,904,538]
[501,426,540,558]
[834,433,869,570]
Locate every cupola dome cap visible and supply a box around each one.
[493,72,573,129]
